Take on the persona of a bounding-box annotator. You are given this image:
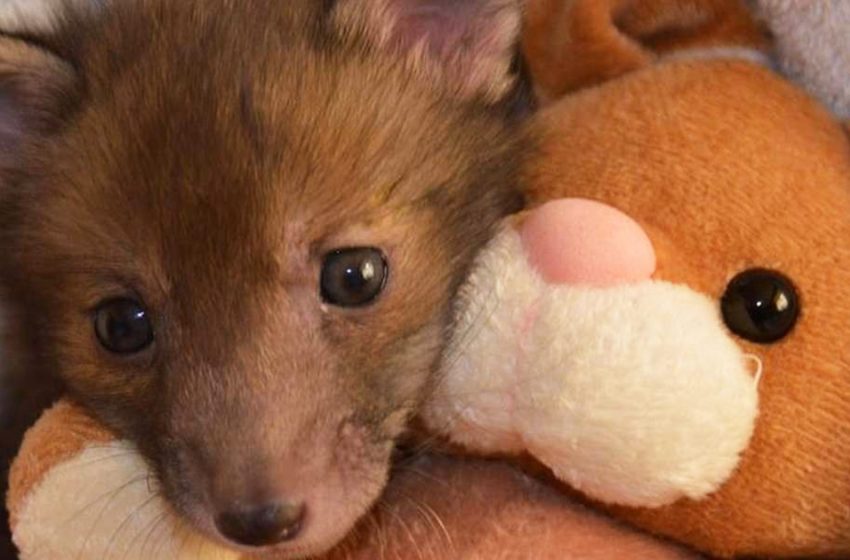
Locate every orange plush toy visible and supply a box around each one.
[423,0,850,557]
[7,1,850,559]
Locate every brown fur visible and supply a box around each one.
[8,399,695,560]
[0,0,523,556]
[325,454,695,560]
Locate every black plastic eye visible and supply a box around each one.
[721,268,799,344]
[321,248,388,308]
[94,298,154,354]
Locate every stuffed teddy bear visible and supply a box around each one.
[423,0,850,557]
[5,0,850,559]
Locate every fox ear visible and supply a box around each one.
[0,36,77,170]
[329,0,523,104]
[0,0,106,35]
[0,0,62,35]
[524,0,768,104]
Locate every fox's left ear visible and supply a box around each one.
[0,0,106,35]
[0,0,67,34]
[329,0,523,104]
[0,36,78,169]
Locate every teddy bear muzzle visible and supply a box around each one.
[424,201,761,508]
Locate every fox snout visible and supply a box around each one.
[153,303,405,553]
[216,502,306,547]
[165,402,394,552]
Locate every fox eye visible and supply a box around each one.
[94,298,154,354]
[321,248,388,308]
[721,268,799,344]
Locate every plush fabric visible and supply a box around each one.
[424,225,757,508]
[520,199,657,286]
[426,0,850,556]
[522,0,769,103]
[522,54,850,558]
[10,404,226,560]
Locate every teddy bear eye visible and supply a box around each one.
[720,268,800,344]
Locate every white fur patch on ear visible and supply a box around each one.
[425,227,759,508]
[0,0,103,34]
[0,36,76,167]
[13,441,237,560]
[331,0,522,103]
[751,0,850,118]
[0,0,63,34]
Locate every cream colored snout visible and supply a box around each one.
[425,209,758,508]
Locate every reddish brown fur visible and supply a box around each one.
[7,400,696,560]
[0,0,522,556]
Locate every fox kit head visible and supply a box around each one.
[0,0,523,555]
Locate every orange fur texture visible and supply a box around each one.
[522,0,769,103]
[5,401,112,533]
[523,0,850,557]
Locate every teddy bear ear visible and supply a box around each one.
[328,0,523,104]
[523,0,769,104]
[0,36,78,170]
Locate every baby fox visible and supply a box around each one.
[0,0,524,556]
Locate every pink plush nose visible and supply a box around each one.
[520,198,656,287]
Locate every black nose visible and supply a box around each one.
[215,501,306,547]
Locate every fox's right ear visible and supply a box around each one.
[329,0,523,104]
[0,36,77,168]
[524,0,769,104]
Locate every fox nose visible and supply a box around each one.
[215,500,306,547]
[520,198,656,287]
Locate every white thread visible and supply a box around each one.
[744,353,765,387]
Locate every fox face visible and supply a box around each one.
[0,0,524,555]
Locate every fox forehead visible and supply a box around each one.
[4,0,521,375]
[8,21,511,378]
[31,44,486,272]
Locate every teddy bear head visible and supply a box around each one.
[424,0,850,557]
